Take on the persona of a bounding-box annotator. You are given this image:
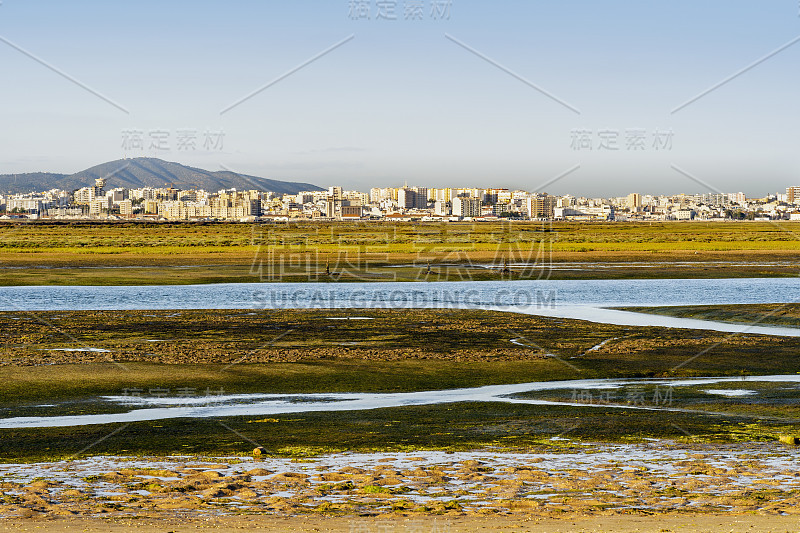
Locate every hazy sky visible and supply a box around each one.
[0,0,798,196]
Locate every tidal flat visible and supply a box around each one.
[1,308,800,462]
[1,304,800,525]
[2,443,800,519]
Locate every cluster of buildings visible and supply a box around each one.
[3,180,800,222]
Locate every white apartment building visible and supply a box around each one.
[452,196,482,218]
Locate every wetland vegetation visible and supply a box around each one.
[1,308,800,462]
[1,220,799,284]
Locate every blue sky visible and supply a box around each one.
[0,0,798,196]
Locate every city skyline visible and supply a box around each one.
[4,174,797,223]
[0,1,798,196]
[0,155,796,200]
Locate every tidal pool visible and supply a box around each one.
[1,374,797,429]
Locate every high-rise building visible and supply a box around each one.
[73,187,95,205]
[89,196,112,215]
[370,187,397,203]
[728,192,746,204]
[398,187,428,209]
[526,194,557,219]
[626,193,642,210]
[787,187,800,204]
[94,178,106,196]
[119,199,133,216]
[325,186,343,217]
[452,197,481,218]
[144,200,159,214]
[106,188,128,205]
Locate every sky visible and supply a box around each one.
[0,0,798,196]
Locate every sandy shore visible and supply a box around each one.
[2,514,800,533]
[2,443,800,525]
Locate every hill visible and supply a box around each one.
[0,158,323,195]
[0,172,69,194]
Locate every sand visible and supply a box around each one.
[1,514,799,533]
[2,443,800,529]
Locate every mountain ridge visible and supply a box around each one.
[0,158,324,195]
